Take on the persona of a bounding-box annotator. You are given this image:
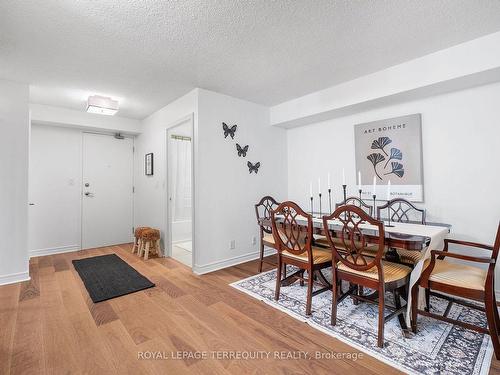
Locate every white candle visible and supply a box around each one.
[327,173,331,189]
[372,175,377,196]
[342,168,346,185]
[318,178,321,194]
[358,171,362,191]
[387,180,391,200]
[309,182,313,197]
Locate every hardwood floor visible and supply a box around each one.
[1,244,499,374]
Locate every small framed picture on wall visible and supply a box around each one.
[145,153,154,175]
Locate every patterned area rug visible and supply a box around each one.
[230,266,493,375]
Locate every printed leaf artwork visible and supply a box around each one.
[367,153,385,180]
[384,148,403,168]
[371,136,392,156]
[367,153,385,165]
[385,162,405,178]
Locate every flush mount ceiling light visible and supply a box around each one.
[86,95,119,115]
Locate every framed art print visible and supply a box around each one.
[145,153,154,176]
[354,114,424,202]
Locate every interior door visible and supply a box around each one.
[82,133,134,249]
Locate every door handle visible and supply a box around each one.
[84,192,94,197]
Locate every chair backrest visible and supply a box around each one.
[335,196,373,216]
[255,196,280,234]
[322,205,385,272]
[376,198,426,224]
[271,201,313,262]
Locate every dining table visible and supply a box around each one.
[259,215,451,325]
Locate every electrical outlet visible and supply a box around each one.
[251,236,257,246]
[229,240,236,250]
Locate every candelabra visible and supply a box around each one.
[328,188,332,214]
[318,193,322,218]
[372,194,377,219]
[358,188,365,224]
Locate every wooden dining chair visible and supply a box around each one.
[322,205,412,347]
[377,198,426,224]
[314,196,373,248]
[411,222,500,359]
[336,196,373,216]
[255,196,280,273]
[271,201,332,315]
[376,198,426,266]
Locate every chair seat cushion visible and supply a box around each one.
[338,260,411,283]
[396,248,422,265]
[361,246,422,265]
[424,259,487,291]
[262,234,275,245]
[282,246,332,264]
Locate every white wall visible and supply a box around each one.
[28,104,141,257]
[134,89,198,242]
[195,89,287,273]
[134,88,288,273]
[271,31,500,128]
[287,82,500,286]
[0,79,30,285]
[28,125,82,256]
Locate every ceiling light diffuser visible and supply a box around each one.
[86,95,119,115]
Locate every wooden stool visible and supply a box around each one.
[132,227,150,254]
[140,229,161,260]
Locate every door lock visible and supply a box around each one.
[84,192,94,197]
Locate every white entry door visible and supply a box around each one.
[82,133,134,249]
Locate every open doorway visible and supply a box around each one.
[166,115,194,268]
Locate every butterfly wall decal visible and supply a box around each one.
[222,122,237,139]
[236,144,249,157]
[247,161,260,174]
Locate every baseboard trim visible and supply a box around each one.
[0,271,30,286]
[192,248,276,275]
[29,245,81,258]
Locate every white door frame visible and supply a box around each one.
[165,114,195,268]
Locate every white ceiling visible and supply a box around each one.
[2,0,500,119]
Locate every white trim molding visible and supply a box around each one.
[0,271,30,286]
[193,248,275,275]
[29,244,81,258]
